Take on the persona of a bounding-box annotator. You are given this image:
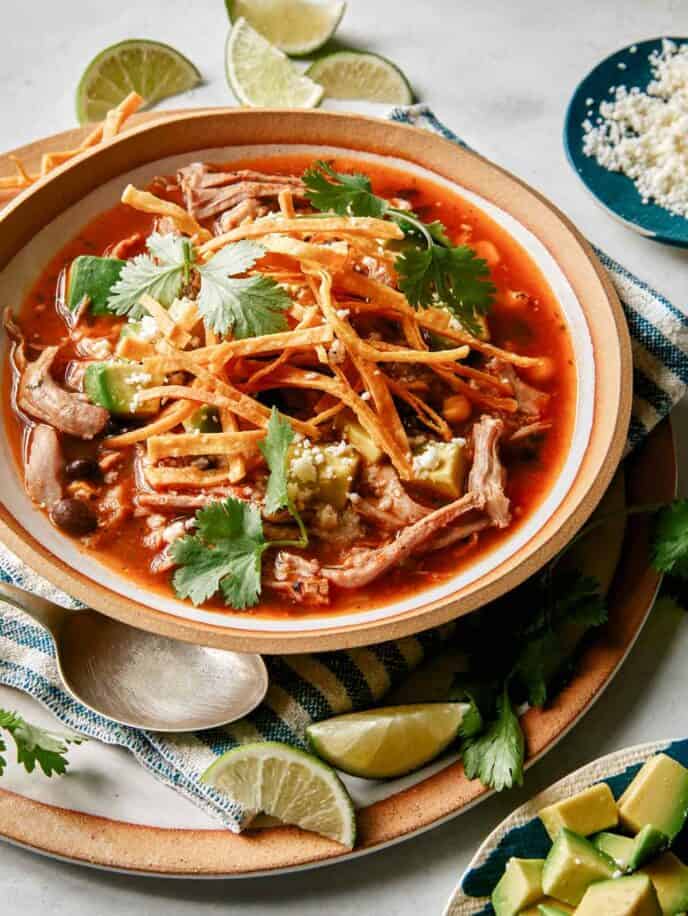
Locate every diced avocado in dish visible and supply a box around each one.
[67,255,124,316]
[575,874,661,916]
[640,852,688,914]
[628,826,670,872]
[183,406,222,434]
[287,440,360,511]
[542,828,616,906]
[84,360,161,417]
[619,755,688,840]
[594,832,637,871]
[539,783,618,840]
[411,438,467,500]
[336,412,383,464]
[491,857,544,916]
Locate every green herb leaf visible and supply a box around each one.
[196,241,290,338]
[259,408,308,547]
[461,685,524,792]
[0,708,84,777]
[303,161,389,218]
[652,500,688,579]
[107,232,187,317]
[396,243,496,336]
[171,498,266,610]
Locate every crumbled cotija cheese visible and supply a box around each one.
[582,39,688,217]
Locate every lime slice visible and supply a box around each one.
[227,0,346,56]
[202,741,356,847]
[226,17,324,108]
[306,703,466,779]
[306,51,413,104]
[76,40,202,125]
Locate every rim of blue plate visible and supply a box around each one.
[563,36,688,249]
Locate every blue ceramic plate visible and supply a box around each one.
[444,738,688,915]
[564,37,688,248]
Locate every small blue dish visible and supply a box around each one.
[564,37,688,248]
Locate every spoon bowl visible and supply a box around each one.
[0,581,268,731]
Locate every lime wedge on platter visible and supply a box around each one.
[76,39,202,124]
[227,0,346,56]
[202,741,356,847]
[306,703,467,779]
[307,50,413,103]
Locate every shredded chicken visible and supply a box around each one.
[468,416,511,528]
[178,163,306,221]
[25,425,63,508]
[354,464,430,530]
[268,551,330,605]
[490,359,549,417]
[322,491,485,589]
[510,420,552,442]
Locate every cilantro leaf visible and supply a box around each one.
[171,499,266,610]
[396,243,496,336]
[462,686,524,791]
[107,232,187,317]
[652,500,688,579]
[0,708,84,777]
[259,408,308,547]
[196,241,290,338]
[303,161,389,218]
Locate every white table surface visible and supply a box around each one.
[1,0,688,912]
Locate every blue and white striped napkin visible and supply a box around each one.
[1,107,687,831]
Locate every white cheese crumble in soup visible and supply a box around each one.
[582,39,688,217]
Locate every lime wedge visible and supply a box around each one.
[306,703,466,779]
[226,17,324,108]
[306,51,413,104]
[227,0,346,56]
[76,40,202,125]
[202,741,356,847]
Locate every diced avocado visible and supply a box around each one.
[540,783,619,840]
[183,406,222,434]
[575,874,661,916]
[640,852,688,915]
[619,755,688,840]
[594,833,637,871]
[491,857,544,916]
[336,413,383,464]
[84,360,161,417]
[411,438,467,499]
[287,441,360,511]
[542,828,616,906]
[628,827,670,872]
[536,905,573,916]
[67,255,124,316]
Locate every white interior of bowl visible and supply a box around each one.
[0,144,594,632]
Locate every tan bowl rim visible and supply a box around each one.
[0,108,633,653]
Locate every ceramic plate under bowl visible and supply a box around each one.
[0,109,631,653]
[564,36,688,248]
[445,734,688,914]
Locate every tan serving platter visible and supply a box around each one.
[0,109,632,653]
[0,419,674,875]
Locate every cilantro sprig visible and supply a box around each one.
[171,409,307,610]
[0,709,84,778]
[107,233,290,339]
[303,160,495,335]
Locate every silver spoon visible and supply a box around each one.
[0,580,268,732]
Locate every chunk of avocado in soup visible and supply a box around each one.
[183,406,223,434]
[84,360,161,417]
[287,441,359,511]
[67,255,124,316]
[411,439,467,500]
[336,412,383,464]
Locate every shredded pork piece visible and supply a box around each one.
[468,416,511,528]
[490,359,549,417]
[268,551,330,605]
[354,464,430,530]
[25,425,63,509]
[178,163,306,221]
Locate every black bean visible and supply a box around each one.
[50,499,98,536]
[64,458,101,481]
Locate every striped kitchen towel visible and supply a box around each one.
[1,107,687,831]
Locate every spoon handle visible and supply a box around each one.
[0,580,69,638]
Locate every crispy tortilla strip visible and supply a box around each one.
[385,374,452,440]
[121,185,212,241]
[104,399,197,448]
[115,335,157,360]
[311,402,346,425]
[134,384,225,405]
[139,293,192,349]
[259,236,348,271]
[102,91,144,140]
[219,402,246,484]
[199,216,403,254]
[432,366,517,412]
[144,464,230,489]
[278,189,295,219]
[147,430,264,461]
[184,325,334,367]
